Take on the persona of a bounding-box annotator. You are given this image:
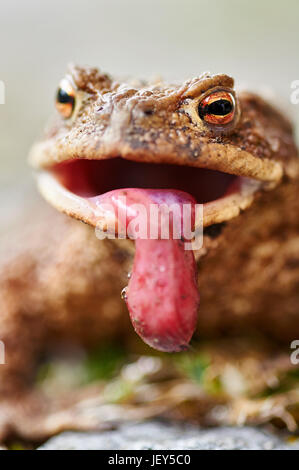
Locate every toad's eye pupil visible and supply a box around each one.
[57,88,74,105]
[206,99,232,116]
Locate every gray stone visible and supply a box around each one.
[38,421,299,450]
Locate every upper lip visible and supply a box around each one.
[30,139,283,184]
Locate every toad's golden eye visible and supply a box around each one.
[198,90,235,126]
[55,79,76,119]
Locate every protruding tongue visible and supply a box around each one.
[94,188,200,352]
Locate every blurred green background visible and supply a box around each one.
[0,0,298,229]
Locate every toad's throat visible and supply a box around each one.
[51,157,237,204]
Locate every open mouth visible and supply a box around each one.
[37,156,261,229]
[51,157,237,202]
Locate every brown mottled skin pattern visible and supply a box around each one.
[0,65,298,440]
[30,66,293,181]
[198,179,299,340]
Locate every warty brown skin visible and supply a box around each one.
[197,177,299,341]
[30,66,296,177]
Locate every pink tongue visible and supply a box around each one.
[94,188,200,352]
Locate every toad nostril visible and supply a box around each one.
[143,108,154,116]
[203,222,227,239]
